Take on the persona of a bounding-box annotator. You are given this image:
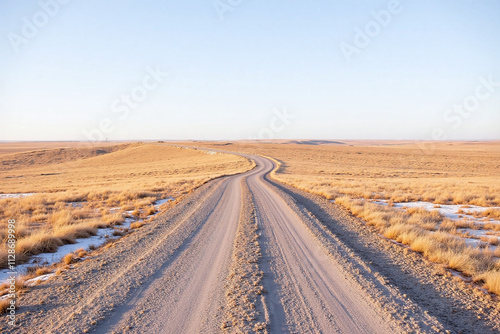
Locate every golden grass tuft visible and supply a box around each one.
[481,208,500,220]
[130,221,145,229]
[48,209,73,226]
[480,235,500,246]
[478,271,500,295]
[0,299,10,314]
[24,266,52,278]
[15,277,27,292]
[76,248,87,258]
[0,277,26,297]
[144,206,156,216]
[16,233,64,257]
[63,253,77,265]
[484,223,500,232]
[101,212,125,225]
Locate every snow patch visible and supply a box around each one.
[154,197,174,208]
[372,200,500,225]
[24,273,55,287]
[370,200,500,251]
[0,197,175,284]
[0,193,35,200]
[0,227,116,283]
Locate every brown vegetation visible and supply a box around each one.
[333,197,500,294]
[0,142,253,194]
[0,299,10,315]
[193,140,500,295]
[0,142,254,268]
[196,141,500,206]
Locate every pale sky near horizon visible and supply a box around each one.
[1,0,499,141]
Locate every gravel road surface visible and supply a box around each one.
[4,154,499,333]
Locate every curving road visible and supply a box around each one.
[8,154,396,333]
[98,154,392,333]
[247,156,391,333]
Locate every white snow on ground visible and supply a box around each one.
[459,229,490,238]
[460,236,499,249]
[0,198,173,284]
[372,200,500,225]
[108,197,173,213]
[0,226,116,283]
[154,197,174,207]
[458,229,500,248]
[24,273,55,287]
[0,193,35,199]
[370,200,500,250]
[198,149,218,155]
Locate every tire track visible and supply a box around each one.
[6,153,425,334]
[247,156,395,333]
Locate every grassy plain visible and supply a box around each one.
[0,142,253,267]
[194,140,500,295]
[201,140,500,206]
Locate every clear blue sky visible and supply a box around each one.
[1,0,499,141]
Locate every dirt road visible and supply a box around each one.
[247,157,392,333]
[5,154,500,333]
[99,155,391,333]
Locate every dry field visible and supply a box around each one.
[0,141,127,158]
[192,140,500,295]
[3,143,500,332]
[201,140,500,206]
[0,142,253,268]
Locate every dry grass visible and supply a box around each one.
[130,221,145,229]
[484,223,500,232]
[62,253,77,265]
[480,236,500,246]
[477,271,500,295]
[473,208,500,220]
[196,141,500,206]
[0,276,26,295]
[0,142,252,194]
[332,196,500,294]
[0,299,10,315]
[0,141,126,158]
[35,267,52,276]
[0,142,253,268]
[0,143,130,172]
[191,140,500,295]
[76,248,87,258]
